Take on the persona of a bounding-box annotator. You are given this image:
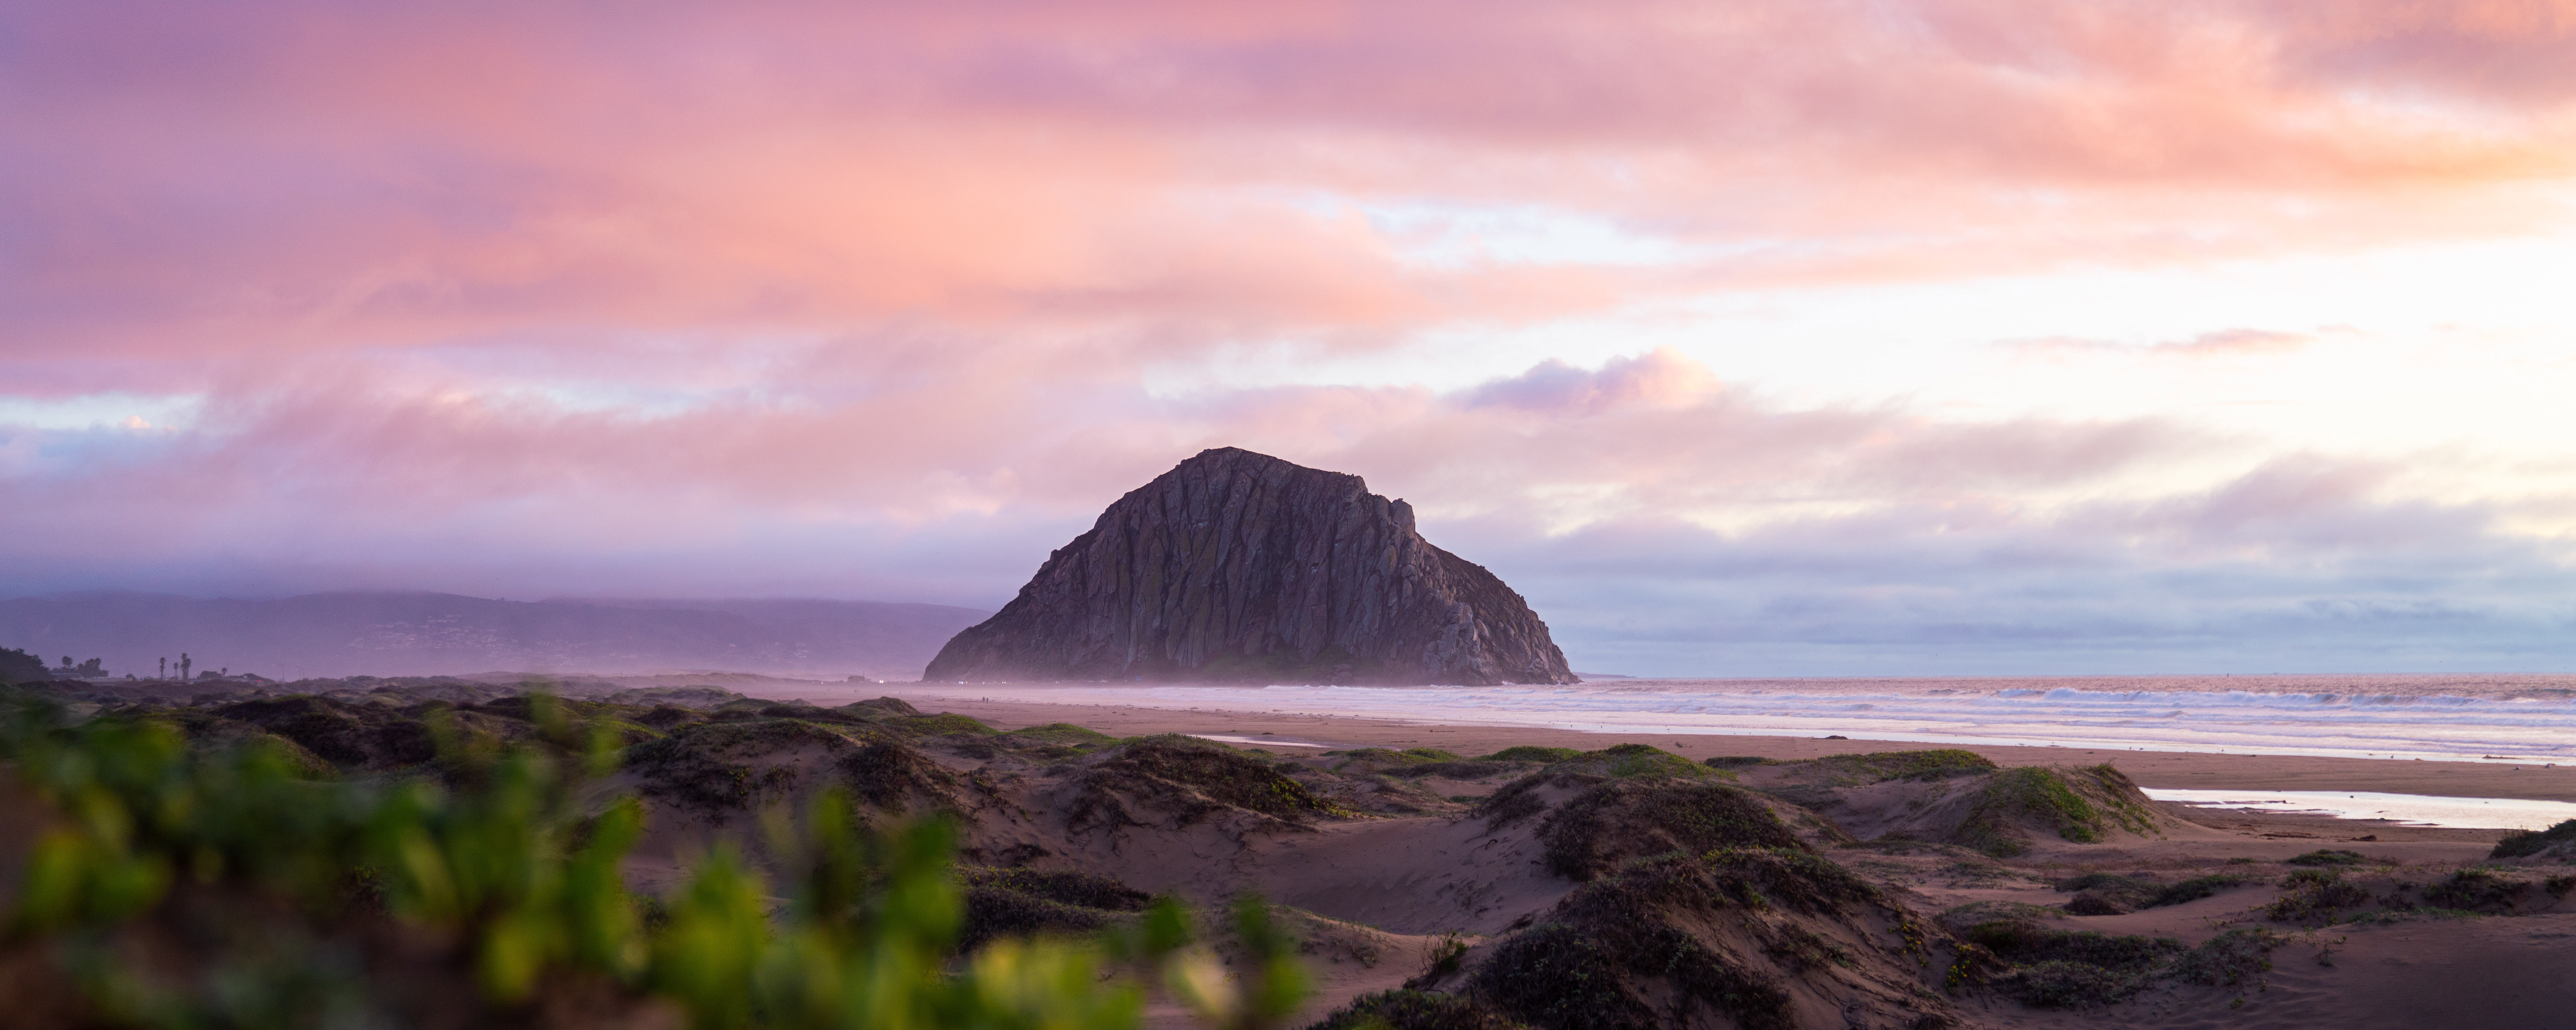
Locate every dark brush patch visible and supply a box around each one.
[2423,867,2527,912]
[1959,921,2289,1009]
[2144,873,2262,908]
[838,740,961,812]
[2263,869,2373,923]
[1480,746,1582,763]
[1782,750,1998,787]
[957,867,1151,912]
[626,718,864,818]
[1306,989,1530,1030]
[1538,780,1808,881]
[1386,760,1527,780]
[1075,737,1349,826]
[1950,766,2158,858]
[2491,819,2576,859]
[203,695,443,771]
[1466,854,1841,1030]
[955,887,1119,952]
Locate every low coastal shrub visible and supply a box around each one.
[1390,760,1522,780]
[1418,932,1472,980]
[2264,869,2373,922]
[2060,892,2129,916]
[1536,780,1806,880]
[2424,867,2527,911]
[2056,871,2261,912]
[2345,907,2483,925]
[2145,873,2262,908]
[1956,768,2103,856]
[1965,925,2186,968]
[954,866,1159,951]
[2285,849,2366,867]
[2491,819,2576,859]
[1467,923,1662,1030]
[840,738,964,811]
[1329,747,1471,776]
[0,688,1303,1030]
[1456,844,1972,1029]
[1473,776,1555,828]
[1935,900,2064,934]
[2168,928,2280,988]
[638,703,704,729]
[2054,872,2160,913]
[1475,746,1729,831]
[2007,960,2141,1008]
[959,866,1153,912]
[1976,923,2280,1007]
[1327,747,1418,764]
[1794,750,1999,787]
[1477,743,1708,784]
[839,696,922,718]
[627,717,867,817]
[1973,927,2184,1007]
[959,884,1125,950]
[1079,737,1354,823]
[890,712,997,737]
[204,693,449,769]
[1307,990,1529,1030]
[1479,746,1581,763]
[998,722,1121,749]
[1701,845,1886,915]
[1566,743,1709,780]
[742,702,876,727]
[1470,900,1795,1030]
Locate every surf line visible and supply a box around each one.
[2142,788,2576,830]
[1188,734,1330,748]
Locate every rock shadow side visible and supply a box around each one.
[924,447,1577,685]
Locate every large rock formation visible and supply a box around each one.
[924,448,1578,685]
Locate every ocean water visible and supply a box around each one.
[895,674,2576,764]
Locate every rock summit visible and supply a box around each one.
[923,448,1578,685]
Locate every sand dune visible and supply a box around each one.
[10,676,2576,1028]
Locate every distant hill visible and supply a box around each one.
[0,592,991,681]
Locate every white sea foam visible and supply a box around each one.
[1188,734,1327,748]
[895,674,2576,763]
[2142,788,2576,830]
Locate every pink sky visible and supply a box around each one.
[6,0,2576,674]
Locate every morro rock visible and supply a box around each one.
[923,448,1578,685]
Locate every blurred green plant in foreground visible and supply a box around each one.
[0,691,1307,1030]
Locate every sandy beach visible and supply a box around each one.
[739,685,2576,813]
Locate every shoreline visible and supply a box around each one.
[856,678,2576,765]
[731,684,2576,810]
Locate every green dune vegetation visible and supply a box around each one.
[0,688,1298,1030]
[9,679,2574,1029]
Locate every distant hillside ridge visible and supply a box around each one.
[0,592,989,681]
[924,447,1578,685]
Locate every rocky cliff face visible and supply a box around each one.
[923,448,1578,685]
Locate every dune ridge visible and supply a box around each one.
[11,675,2576,1027]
